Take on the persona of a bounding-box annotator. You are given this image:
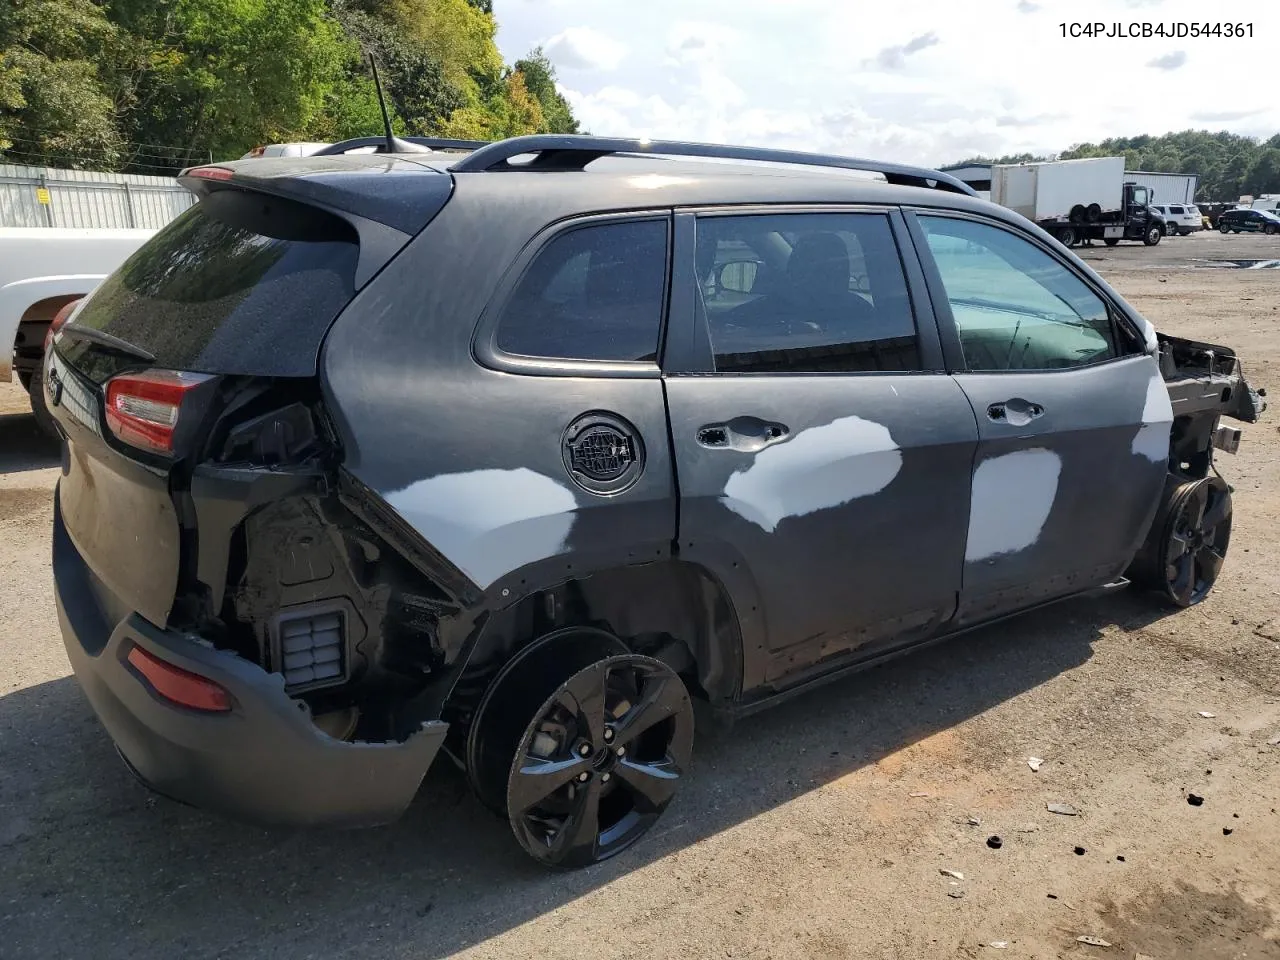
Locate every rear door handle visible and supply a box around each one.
[697,417,789,452]
[987,398,1044,426]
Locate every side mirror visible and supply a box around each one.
[716,259,761,295]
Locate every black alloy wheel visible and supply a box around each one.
[506,654,693,868]
[1157,476,1233,607]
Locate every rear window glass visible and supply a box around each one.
[495,219,668,363]
[62,189,359,382]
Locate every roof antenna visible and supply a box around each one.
[369,53,430,155]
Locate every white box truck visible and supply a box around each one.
[991,157,1167,248]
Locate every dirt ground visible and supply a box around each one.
[1,230,1278,960]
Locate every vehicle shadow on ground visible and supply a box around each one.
[0,412,59,474]
[0,591,1176,960]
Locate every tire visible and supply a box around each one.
[1219,222,1230,234]
[27,361,59,439]
[466,628,694,868]
[1103,238,1120,247]
[1057,225,1078,247]
[1165,221,1176,237]
[1086,203,1102,223]
[1069,205,1086,224]
[1144,225,1162,246]
[1265,225,1277,236]
[1130,476,1232,608]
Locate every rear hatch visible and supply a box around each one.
[49,156,452,628]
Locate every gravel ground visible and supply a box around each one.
[1,230,1278,960]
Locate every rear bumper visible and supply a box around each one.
[53,495,447,828]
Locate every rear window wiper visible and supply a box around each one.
[58,325,157,363]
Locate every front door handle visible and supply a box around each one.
[987,398,1045,427]
[697,416,789,452]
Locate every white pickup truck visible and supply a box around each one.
[1,227,154,433]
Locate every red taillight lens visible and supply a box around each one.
[188,165,235,181]
[127,645,232,713]
[44,298,82,351]
[104,369,212,455]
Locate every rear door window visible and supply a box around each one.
[61,189,359,383]
[495,219,669,363]
[694,212,921,373]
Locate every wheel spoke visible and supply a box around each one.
[1171,554,1196,605]
[1186,487,1209,529]
[1167,531,1191,561]
[1199,546,1225,582]
[1202,492,1231,531]
[615,756,681,814]
[552,672,609,751]
[612,671,686,749]
[548,777,601,863]
[508,755,590,816]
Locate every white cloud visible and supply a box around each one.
[1148,50,1188,70]
[866,32,941,71]
[543,27,627,71]
[495,0,1280,166]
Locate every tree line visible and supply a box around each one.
[951,130,1280,201]
[0,0,580,173]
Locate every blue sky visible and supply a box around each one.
[493,0,1277,166]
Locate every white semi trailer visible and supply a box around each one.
[991,157,1167,248]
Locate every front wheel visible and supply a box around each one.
[1144,225,1162,246]
[1131,476,1233,607]
[1057,225,1078,247]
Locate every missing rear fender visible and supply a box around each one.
[173,384,476,743]
[442,562,743,740]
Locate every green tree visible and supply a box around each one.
[513,47,579,134]
[0,0,123,168]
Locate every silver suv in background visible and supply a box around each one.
[1151,203,1202,236]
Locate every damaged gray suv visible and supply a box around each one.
[46,135,1266,868]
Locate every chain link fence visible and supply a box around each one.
[0,164,194,230]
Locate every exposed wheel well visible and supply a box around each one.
[13,294,84,372]
[443,560,743,742]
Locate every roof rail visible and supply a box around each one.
[313,136,492,156]
[449,135,977,196]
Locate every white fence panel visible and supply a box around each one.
[0,164,194,229]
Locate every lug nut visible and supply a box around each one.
[603,728,614,742]
[577,772,590,782]
[601,772,611,783]
[578,743,592,757]
[616,746,626,757]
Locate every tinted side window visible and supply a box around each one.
[496,219,668,362]
[920,216,1127,372]
[695,213,920,373]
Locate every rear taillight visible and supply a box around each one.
[188,165,235,181]
[127,645,232,713]
[44,298,82,351]
[105,369,213,456]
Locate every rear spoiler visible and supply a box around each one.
[178,158,455,289]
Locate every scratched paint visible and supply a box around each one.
[1132,362,1174,461]
[965,448,1061,562]
[723,415,902,532]
[384,468,577,589]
